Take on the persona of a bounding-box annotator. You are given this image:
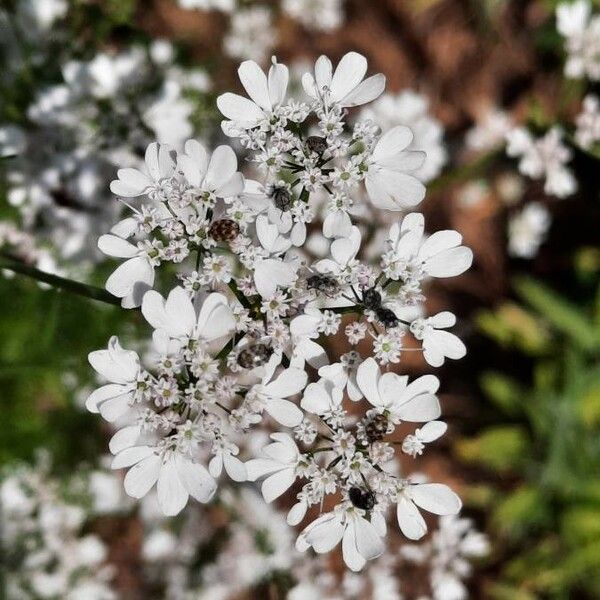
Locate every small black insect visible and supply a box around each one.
[270,185,294,211]
[208,219,240,242]
[362,287,382,310]
[365,413,390,442]
[305,135,328,155]
[375,307,399,328]
[349,487,377,511]
[306,274,339,297]
[237,344,273,369]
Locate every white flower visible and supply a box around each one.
[246,433,301,502]
[385,213,473,280]
[143,80,194,147]
[223,6,275,64]
[402,421,448,457]
[141,286,236,343]
[249,363,308,427]
[86,337,140,422]
[361,91,447,182]
[396,482,461,540]
[209,441,247,482]
[506,126,577,198]
[575,94,600,149]
[282,0,343,32]
[557,0,600,80]
[356,357,441,424]
[313,225,361,281]
[177,139,244,199]
[318,353,363,401]
[296,504,385,571]
[98,222,156,308]
[508,202,551,258]
[254,256,299,299]
[302,52,386,109]
[465,107,512,152]
[410,312,467,367]
[109,142,175,198]
[365,126,426,210]
[217,59,288,132]
[300,379,344,416]
[112,446,216,516]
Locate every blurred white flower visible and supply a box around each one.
[508,201,551,259]
[506,126,577,198]
[362,91,447,182]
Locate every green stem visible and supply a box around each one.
[0,254,121,307]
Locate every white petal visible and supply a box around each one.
[265,398,304,427]
[268,61,289,107]
[287,501,308,526]
[205,145,238,192]
[428,311,456,328]
[85,383,127,414]
[254,259,296,298]
[98,234,138,259]
[365,169,425,210]
[196,292,235,341]
[416,421,448,443]
[108,425,140,454]
[314,55,333,91]
[301,381,332,415]
[123,454,161,499]
[305,513,344,553]
[373,126,414,161]
[238,61,271,110]
[261,468,296,503]
[354,515,385,560]
[424,247,473,278]
[395,393,441,422]
[331,226,361,265]
[356,357,382,408]
[342,522,366,572]
[110,168,152,197]
[397,497,427,540]
[245,459,280,481]
[340,73,386,107]
[112,446,154,469]
[411,483,462,515]
[264,368,308,398]
[176,455,217,503]
[216,92,265,124]
[330,52,367,102]
[157,458,188,516]
[105,256,154,299]
[88,337,139,384]
[184,139,208,182]
[224,454,247,482]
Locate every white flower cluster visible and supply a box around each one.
[505,126,577,198]
[179,0,345,64]
[136,482,488,600]
[88,52,474,571]
[402,515,489,600]
[557,0,600,81]
[1,457,117,600]
[575,94,600,150]
[0,4,209,267]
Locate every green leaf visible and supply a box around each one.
[514,276,598,351]
[487,583,537,600]
[454,426,529,472]
[492,486,549,538]
[480,371,524,415]
[476,303,550,354]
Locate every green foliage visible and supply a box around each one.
[0,274,137,469]
[460,277,600,598]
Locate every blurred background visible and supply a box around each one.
[1,1,599,599]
